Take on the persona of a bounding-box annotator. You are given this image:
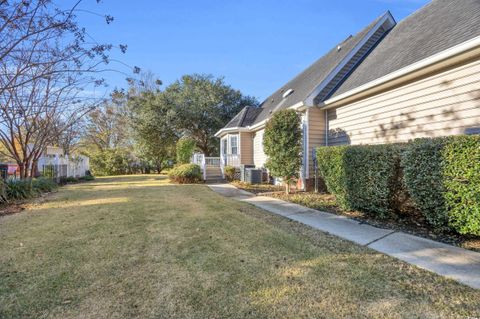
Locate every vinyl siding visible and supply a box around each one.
[307,107,327,177]
[253,129,267,168]
[240,132,254,165]
[328,59,480,145]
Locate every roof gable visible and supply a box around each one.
[331,0,480,98]
[243,12,395,126]
[223,106,262,129]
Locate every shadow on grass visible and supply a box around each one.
[1,175,480,318]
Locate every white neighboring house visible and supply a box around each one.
[37,146,90,178]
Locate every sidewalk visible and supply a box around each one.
[208,183,480,290]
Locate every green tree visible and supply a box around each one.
[89,148,135,176]
[165,74,258,156]
[129,89,178,173]
[263,110,302,194]
[176,137,197,164]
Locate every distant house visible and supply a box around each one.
[0,146,90,180]
[209,0,480,187]
[0,163,19,179]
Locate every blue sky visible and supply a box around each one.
[77,0,429,101]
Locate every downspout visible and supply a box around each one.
[325,109,329,146]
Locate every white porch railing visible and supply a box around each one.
[220,154,240,167]
[205,157,221,166]
[191,153,221,180]
[192,153,204,166]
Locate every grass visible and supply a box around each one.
[1,175,479,318]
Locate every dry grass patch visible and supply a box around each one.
[0,175,479,318]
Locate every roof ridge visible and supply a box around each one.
[238,106,250,126]
[304,11,395,105]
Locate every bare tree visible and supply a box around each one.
[0,0,132,178]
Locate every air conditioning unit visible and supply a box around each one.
[245,168,262,184]
[240,164,255,182]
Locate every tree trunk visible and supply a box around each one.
[199,143,210,157]
[31,159,40,178]
[285,179,290,195]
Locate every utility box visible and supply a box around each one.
[245,168,262,184]
[240,164,255,182]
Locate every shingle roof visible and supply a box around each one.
[224,106,263,128]
[331,0,480,98]
[250,14,387,125]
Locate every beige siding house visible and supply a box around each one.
[214,0,480,187]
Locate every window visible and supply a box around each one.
[222,138,227,155]
[230,135,238,155]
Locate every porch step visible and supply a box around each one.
[205,166,223,181]
[205,178,226,184]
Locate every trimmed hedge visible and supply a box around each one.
[317,144,402,217]
[401,138,448,228]
[344,144,403,217]
[402,135,480,235]
[443,135,480,235]
[168,164,202,184]
[316,146,348,208]
[317,135,480,235]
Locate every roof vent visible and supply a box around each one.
[282,89,294,98]
[337,45,342,52]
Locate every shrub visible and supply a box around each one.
[316,144,403,217]
[32,178,58,193]
[263,109,302,194]
[59,176,79,185]
[317,135,480,235]
[5,179,33,200]
[316,146,348,208]
[176,138,196,164]
[168,164,202,184]
[224,165,236,182]
[443,135,480,235]
[0,178,6,203]
[402,135,480,235]
[344,144,403,217]
[79,175,95,181]
[2,178,57,202]
[401,138,448,228]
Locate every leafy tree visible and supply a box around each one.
[128,88,177,173]
[89,148,136,176]
[165,74,258,156]
[263,110,302,194]
[176,138,197,164]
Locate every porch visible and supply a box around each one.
[191,153,242,181]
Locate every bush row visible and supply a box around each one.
[1,177,58,202]
[0,175,96,203]
[316,135,480,235]
[168,164,202,184]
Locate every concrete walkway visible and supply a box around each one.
[208,183,480,290]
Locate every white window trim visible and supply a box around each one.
[229,134,239,155]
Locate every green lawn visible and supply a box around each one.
[1,175,479,318]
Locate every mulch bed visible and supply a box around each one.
[232,182,480,253]
[0,192,54,218]
[0,203,24,217]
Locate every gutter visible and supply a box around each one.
[322,35,480,108]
